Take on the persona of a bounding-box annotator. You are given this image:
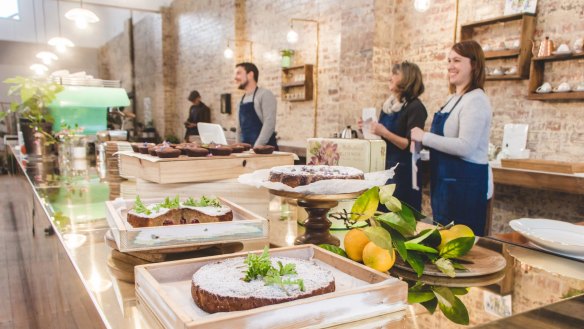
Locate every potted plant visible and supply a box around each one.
[280,49,295,68]
[2,76,64,154]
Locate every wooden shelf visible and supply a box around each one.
[492,165,584,194]
[485,49,520,59]
[461,13,533,29]
[281,64,313,102]
[532,52,584,62]
[487,74,522,81]
[461,14,535,81]
[526,91,584,101]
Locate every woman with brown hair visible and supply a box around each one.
[411,40,492,235]
[362,61,427,211]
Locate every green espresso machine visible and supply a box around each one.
[48,86,131,136]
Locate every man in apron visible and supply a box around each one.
[234,62,278,148]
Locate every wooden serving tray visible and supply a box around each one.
[501,159,584,174]
[105,197,268,253]
[135,245,408,329]
[118,151,294,183]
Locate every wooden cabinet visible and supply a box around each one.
[527,52,584,100]
[461,13,536,80]
[281,65,313,102]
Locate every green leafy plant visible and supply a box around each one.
[164,134,180,144]
[280,49,295,57]
[243,247,304,294]
[2,76,64,143]
[408,282,470,325]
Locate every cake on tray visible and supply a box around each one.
[269,165,365,188]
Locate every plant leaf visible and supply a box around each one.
[406,251,425,277]
[408,291,435,304]
[384,196,402,212]
[434,257,456,277]
[439,295,470,325]
[405,242,438,254]
[401,201,427,220]
[350,186,379,221]
[432,286,456,308]
[420,298,438,314]
[452,261,469,271]
[407,227,437,245]
[385,226,408,261]
[376,212,416,237]
[398,205,417,231]
[439,236,475,259]
[318,244,347,258]
[363,226,392,250]
[378,184,396,203]
[451,287,470,296]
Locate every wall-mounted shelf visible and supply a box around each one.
[527,52,584,101]
[461,13,535,81]
[281,64,313,102]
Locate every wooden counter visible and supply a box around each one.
[491,162,584,195]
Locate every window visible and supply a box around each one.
[0,0,20,20]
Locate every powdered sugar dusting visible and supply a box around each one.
[127,204,171,219]
[192,257,334,299]
[270,165,363,177]
[180,205,231,216]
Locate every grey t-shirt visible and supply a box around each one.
[239,87,277,146]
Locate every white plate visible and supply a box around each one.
[526,242,584,261]
[535,89,552,94]
[552,51,572,56]
[510,218,584,256]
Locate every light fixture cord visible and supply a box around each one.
[57,0,62,37]
[32,0,39,43]
[42,0,48,42]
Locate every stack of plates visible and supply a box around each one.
[510,218,584,259]
[105,141,131,183]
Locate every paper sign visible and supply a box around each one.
[362,107,380,140]
[197,123,227,145]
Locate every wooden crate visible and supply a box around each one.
[135,245,408,329]
[118,151,294,183]
[501,159,584,174]
[105,197,268,253]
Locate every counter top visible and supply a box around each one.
[6,146,584,329]
[491,161,584,194]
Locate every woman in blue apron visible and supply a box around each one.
[362,61,427,211]
[411,40,492,235]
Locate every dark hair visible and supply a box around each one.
[188,90,200,102]
[392,61,425,102]
[236,62,259,82]
[449,40,486,94]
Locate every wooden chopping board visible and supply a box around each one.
[393,244,507,278]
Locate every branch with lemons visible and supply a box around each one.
[319,184,476,278]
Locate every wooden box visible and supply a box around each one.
[105,197,268,252]
[135,245,407,329]
[118,151,294,184]
[307,138,386,173]
[501,159,584,174]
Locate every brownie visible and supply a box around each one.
[148,146,158,156]
[157,147,181,158]
[253,145,275,154]
[233,143,252,151]
[230,145,245,153]
[209,146,233,156]
[185,147,209,157]
[131,143,141,153]
[138,143,155,154]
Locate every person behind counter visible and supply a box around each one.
[184,90,211,142]
[411,40,492,235]
[234,62,278,149]
[359,61,427,212]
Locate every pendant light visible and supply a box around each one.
[65,0,99,29]
[36,0,58,65]
[414,0,431,12]
[30,63,49,76]
[223,40,234,59]
[286,23,299,44]
[48,0,74,52]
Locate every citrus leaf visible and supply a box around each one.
[350,186,379,221]
[405,242,438,254]
[408,291,435,304]
[378,184,396,204]
[406,251,425,277]
[376,212,416,237]
[421,298,438,314]
[363,226,392,250]
[439,236,475,259]
[385,226,408,261]
[402,201,427,220]
[318,244,347,258]
[407,227,437,245]
[435,257,456,277]
[439,295,470,325]
[452,261,469,271]
[384,196,402,212]
[432,286,456,308]
[398,205,416,231]
[450,287,470,296]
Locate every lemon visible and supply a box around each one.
[344,229,370,262]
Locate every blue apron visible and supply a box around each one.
[430,95,488,235]
[378,103,422,211]
[239,88,278,148]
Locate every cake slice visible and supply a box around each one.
[181,196,233,223]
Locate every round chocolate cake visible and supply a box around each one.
[269,165,365,188]
[185,147,209,157]
[157,147,181,158]
[253,145,275,154]
[209,146,233,156]
[191,256,335,313]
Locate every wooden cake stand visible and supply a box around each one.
[269,189,365,246]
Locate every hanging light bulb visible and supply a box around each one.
[224,41,234,59]
[414,0,431,12]
[287,24,299,44]
[36,51,59,65]
[48,37,75,53]
[30,63,49,76]
[65,1,99,30]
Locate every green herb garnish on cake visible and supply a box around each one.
[134,195,152,215]
[183,196,221,207]
[159,196,181,209]
[243,247,304,292]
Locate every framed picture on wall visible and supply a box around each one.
[220,93,231,114]
[504,0,537,15]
